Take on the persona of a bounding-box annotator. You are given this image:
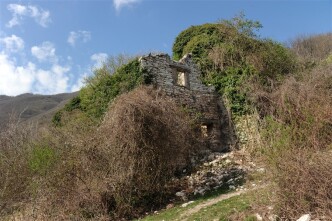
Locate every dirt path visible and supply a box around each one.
[179,190,246,221]
[179,185,264,221]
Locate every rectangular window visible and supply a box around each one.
[201,125,208,137]
[171,67,190,88]
[177,72,186,86]
[201,123,213,138]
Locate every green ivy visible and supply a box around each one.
[172,14,296,116]
[53,58,151,126]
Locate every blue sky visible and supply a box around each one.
[0,0,331,96]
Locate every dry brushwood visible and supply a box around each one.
[276,150,332,220]
[0,116,37,215]
[96,86,198,218]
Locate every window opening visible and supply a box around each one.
[177,72,186,86]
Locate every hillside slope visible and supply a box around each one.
[0,92,78,127]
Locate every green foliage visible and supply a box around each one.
[79,58,150,119]
[219,11,262,38]
[172,13,296,116]
[29,145,56,175]
[205,67,255,115]
[52,96,82,127]
[172,23,220,61]
[259,39,296,80]
[245,215,258,221]
[325,53,332,64]
[260,116,292,162]
[64,96,82,111]
[52,111,62,127]
[141,192,254,221]
[54,56,151,125]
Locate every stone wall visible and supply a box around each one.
[139,53,234,152]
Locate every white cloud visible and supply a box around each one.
[6,4,27,27]
[31,41,57,63]
[67,31,91,46]
[70,52,108,92]
[0,50,71,96]
[0,35,24,53]
[6,4,51,28]
[113,0,141,11]
[71,72,88,92]
[0,53,35,95]
[91,53,108,68]
[35,64,70,94]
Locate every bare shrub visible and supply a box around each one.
[96,86,197,219]
[28,112,108,219]
[290,33,332,62]
[275,150,332,220]
[0,116,36,215]
[259,63,332,219]
[269,64,331,150]
[12,86,196,220]
[0,110,108,219]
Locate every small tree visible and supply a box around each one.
[219,12,262,38]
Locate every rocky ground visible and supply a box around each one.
[173,150,264,202]
[145,151,319,221]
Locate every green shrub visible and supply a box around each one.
[52,110,62,127]
[172,14,296,116]
[205,67,255,115]
[258,39,297,82]
[53,56,152,126]
[64,96,82,111]
[79,58,150,119]
[173,23,220,61]
[29,145,56,175]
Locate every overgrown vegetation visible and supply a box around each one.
[1,13,331,220]
[173,12,297,116]
[96,86,197,219]
[173,13,332,219]
[260,63,332,219]
[290,33,332,63]
[52,55,151,126]
[0,117,35,214]
[0,87,197,220]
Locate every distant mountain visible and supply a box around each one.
[0,92,78,127]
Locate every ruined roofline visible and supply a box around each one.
[139,53,193,71]
[139,52,216,92]
[139,53,216,93]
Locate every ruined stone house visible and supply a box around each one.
[139,53,234,152]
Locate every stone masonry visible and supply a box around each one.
[139,53,234,152]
